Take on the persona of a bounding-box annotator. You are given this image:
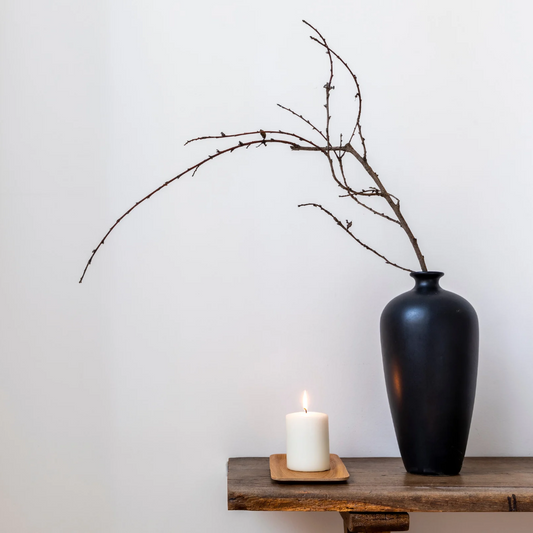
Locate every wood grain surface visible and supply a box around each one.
[228,457,533,512]
[270,454,349,482]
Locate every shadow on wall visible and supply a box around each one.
[468,326,518,454]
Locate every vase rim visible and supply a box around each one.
[410,271,444,279]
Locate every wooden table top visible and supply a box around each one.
[228,457,533,512]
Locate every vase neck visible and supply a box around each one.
[410,271,444,293]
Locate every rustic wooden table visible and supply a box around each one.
[228,457,533,532]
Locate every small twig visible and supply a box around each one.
[290,144,344,151]
[298,203,412,272]
[344,197,401,225]
[277,104,326,141]
[338,133,345,160]
[350,188,382,197]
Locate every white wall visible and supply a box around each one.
[1,1,532,532]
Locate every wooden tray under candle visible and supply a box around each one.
[270,454,350,482]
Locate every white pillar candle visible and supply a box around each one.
[286,391,330,472]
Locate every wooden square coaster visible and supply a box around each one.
[269,454,350,482]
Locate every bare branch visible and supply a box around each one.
[298,203,412,272]
[344,143,427,271]
[277,104,326,141]
[195,129,426,271]
[304,20,366,157]
[80,21,428,282]
[344,196,401,225]
[80,135,318,283]
[291,144,344,151]
[186,129,319,148]
[291,140,426,270]
[351,188,382,197]
[335,144,400,225]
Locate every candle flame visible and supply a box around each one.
[303,390,308,413]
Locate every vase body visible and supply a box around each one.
[380,271,478,476]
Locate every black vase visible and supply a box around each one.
[380,271,479,476]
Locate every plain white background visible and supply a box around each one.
[1,1,533,532]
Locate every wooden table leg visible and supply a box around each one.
[340,512,410,533]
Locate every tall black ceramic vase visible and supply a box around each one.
[380,271,479,476]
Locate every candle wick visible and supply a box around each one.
[304,408,308,413]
